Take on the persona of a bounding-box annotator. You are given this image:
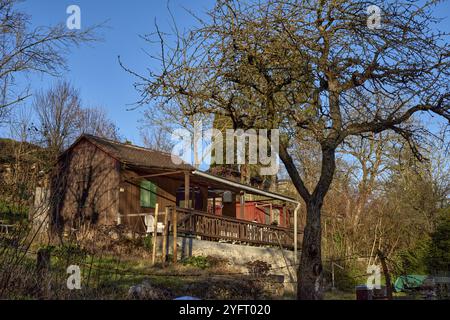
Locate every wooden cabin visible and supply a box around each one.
[51,135,300,248]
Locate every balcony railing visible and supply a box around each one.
[174,207,302,249]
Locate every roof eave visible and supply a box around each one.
[192,170,300,204]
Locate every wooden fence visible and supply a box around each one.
[174,207,301,249]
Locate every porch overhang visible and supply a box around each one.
[191,170,300,205]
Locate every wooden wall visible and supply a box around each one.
[119,171,183,233]
[53,139,120,233]
[118,172,214,233]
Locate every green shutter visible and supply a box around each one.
[150,182,157,207]
[140,180,157,208]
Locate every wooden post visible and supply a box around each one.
[36,248,51,299]
[377,249,393,300]
[331,261,344,291]
[240,192,245,219]
[172,208,178,263]
[151,203,159,266]
[184,172,190,209]
[212,196,216,215]
[269,204,273,224]
[162,207,169,266]
[331,262,335,290]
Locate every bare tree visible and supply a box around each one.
[33,81,121,160]
[123,0,449,299]
[32,81,82,158]
[341,132,390,230]
[77,107,121,142]
[0,0,98,119]
[140,126,173,153]
[137,91,214,165]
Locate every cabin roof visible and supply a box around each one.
[61,134,194,171]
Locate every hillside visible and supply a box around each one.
[0,138,45,166]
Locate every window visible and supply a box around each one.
[140,180,157,208]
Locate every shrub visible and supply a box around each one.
[182,256,211,269]
[43,243,87,267]
[425,214,450,275]
[204,256,228,268]
[0,200,28,223]
[142,234,153,251]
[397,239,429,275]
[322,263,363,292]
[245,260,271,277]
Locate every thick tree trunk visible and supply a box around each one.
[298,199,324,300]
[297,146,336,299]
[279,143,336,300]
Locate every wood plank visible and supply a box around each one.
[270,204,273,224]
[184,172,190,209]
[119,213,154,217]
[175,207,298,232]
[151,203,159,266]
[172,208,178,263]
[138,170,185,179]
[240,192,245,219]
[162,207,169,266]
[173,207,300,248]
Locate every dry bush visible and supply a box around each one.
[245,260,272,278]
[181,276,265,300]
[128,280,174,300]
[71,225,152,258]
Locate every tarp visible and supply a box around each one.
[393,275,428,292]
[174,296,201,300]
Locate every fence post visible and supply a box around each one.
[172,208,178,264]
[151,203,159,266]
[36,248,51,299]
[162,207,169,266]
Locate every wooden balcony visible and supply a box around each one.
[174,207,302,249]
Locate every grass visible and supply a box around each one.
[324,290,355,300]
[3,240,287,299]
[42,248,222,298]
[0,201,28,225]
[6,244,416,300]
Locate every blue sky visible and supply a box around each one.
[4,0,450,145]
[10,0,215,144]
